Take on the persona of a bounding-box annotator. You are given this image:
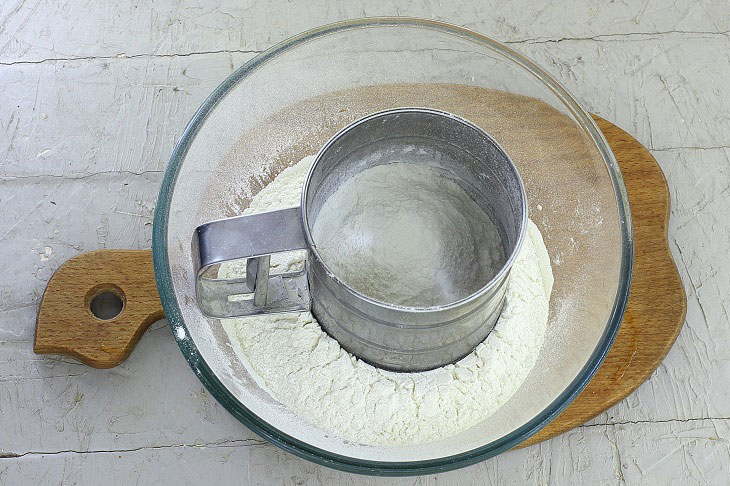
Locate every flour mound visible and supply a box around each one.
[221,155,553,446]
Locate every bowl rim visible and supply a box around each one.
[152,17,633,476]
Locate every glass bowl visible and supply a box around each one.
[152,18,632,475]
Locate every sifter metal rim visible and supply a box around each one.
[299,107,529,313]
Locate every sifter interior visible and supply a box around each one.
[153,18,631,474]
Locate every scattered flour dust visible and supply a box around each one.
[220,155,553,446]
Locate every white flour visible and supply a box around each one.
[312,162,504,307]
[221,155,553,446]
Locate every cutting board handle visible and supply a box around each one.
[34,249,165,368]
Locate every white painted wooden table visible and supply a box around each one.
[1,2,728,484]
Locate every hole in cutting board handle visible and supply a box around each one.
[34,249,165,368]
[87,285,125,320]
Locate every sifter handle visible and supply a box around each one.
[34,250,165,368]
[192,207,311,318]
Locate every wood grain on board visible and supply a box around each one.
[34,116,686,444]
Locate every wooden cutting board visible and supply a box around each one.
[34,115,686,446]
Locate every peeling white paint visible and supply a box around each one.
[39,246,53,262]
